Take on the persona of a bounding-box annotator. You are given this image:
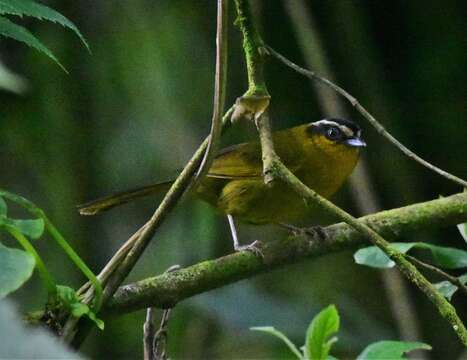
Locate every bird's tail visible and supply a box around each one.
[77,181,173,215]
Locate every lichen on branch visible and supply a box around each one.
[107,192,467,314]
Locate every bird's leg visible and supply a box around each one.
[227,214,263,257]
[278,223,327,241]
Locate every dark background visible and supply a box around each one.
[1,1,466,358]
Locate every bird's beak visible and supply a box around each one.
[345,137,366,148]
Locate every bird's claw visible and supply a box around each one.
[304,226,326,240]
[235,240,264,258]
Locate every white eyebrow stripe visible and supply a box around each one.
[313,120,355,137]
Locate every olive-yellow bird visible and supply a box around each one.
[78,118,365,250]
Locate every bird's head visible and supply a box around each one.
[306,118,366,156]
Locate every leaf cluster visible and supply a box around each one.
[0,192,103,331]
[251,305,431,360]
[354,224,467,300]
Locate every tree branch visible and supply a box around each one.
[283,0,424,344]
[107,192,467,313]
[407,254,467,297]
[64,2,231,344]
[195,0,228,183]
[234,0,467,345]
[265,45,467,188]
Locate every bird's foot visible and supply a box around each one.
[234,240,264,258]
[304,226,327,241]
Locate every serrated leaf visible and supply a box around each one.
[457,223,467,243]
[0,197,7,216]
[434,273,467,300]
[0,0,89,51]
[0,243,35,299]
[305,305,340,360]
[354,243,416,268]
[357,341,431,360]
[0,16,66,72]
[9,218,44,239]
[354,242,467,269]
[251,326,303,359]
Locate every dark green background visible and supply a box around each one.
[1,1,466,358]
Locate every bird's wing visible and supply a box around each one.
[207,142,263,179]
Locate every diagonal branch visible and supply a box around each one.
[107,192,467,314]
[407,254,467,297]
[283,0,424,344]
[64,1,231,346]
[265,45,467,188]
[234,0,467,345]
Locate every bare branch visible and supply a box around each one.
[195,0,229,183]
[407,255,467,297]
[265,45,467,188]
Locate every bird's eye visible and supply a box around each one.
[326,127,341,141]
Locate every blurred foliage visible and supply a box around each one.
[1,1,466,359]
[0,299,81,359]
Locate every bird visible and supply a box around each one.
[78,118,365,251]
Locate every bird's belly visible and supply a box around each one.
[196,154,356,225]
[215,179,310,224]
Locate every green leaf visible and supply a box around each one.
[416,243,467,269]
[250,327,303,359]
[357,341,431,360]
[457,223,467,242]
[0,196,7,216]
[354,242,467,269]
[0,216,45,239]
[354,243,416,268]
[434,273,467,300]
[0,0,89,51]
[0,243,35,299]
[0,16,66,71]
[305,305,340,360]
[9,218,45,239]
[56,285,104,330]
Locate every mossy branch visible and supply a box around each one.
[107,192,467,313]
[234,0,467,345]
[234,0,268,97]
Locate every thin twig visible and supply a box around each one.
[407,254,467,297]
[195,0,228,184]
[283,0,424,344]
[143,308,157,360]
[153,308,173,360]
[143,265,180,360]
[265,45,467,188]
[234,1,467,345]
[64,108,234,346]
